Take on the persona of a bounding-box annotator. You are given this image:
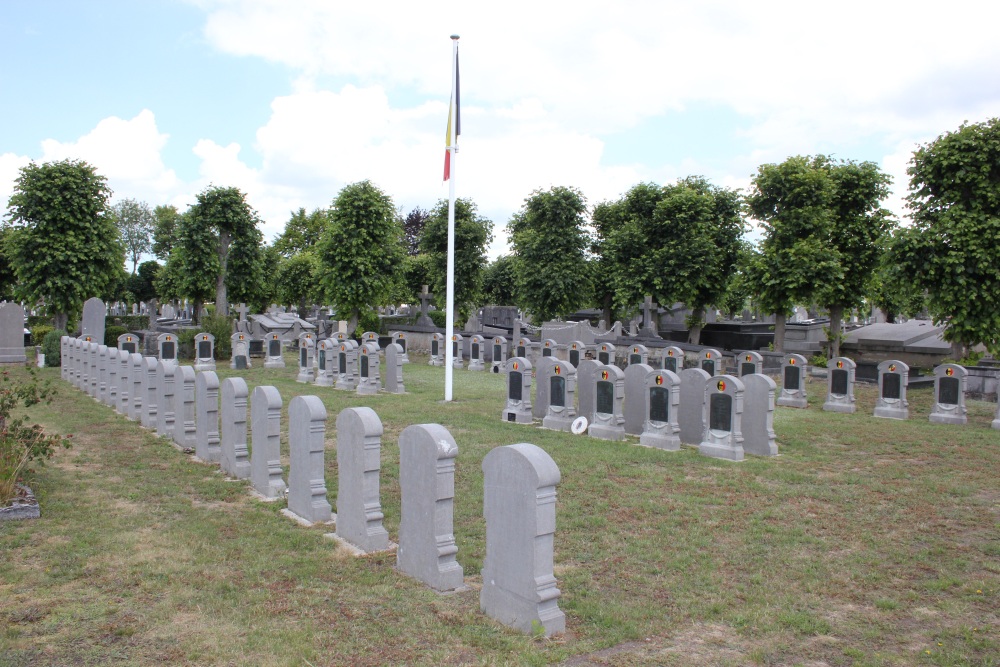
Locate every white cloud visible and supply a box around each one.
[0,153,32,219]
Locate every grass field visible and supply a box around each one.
[1,356,998,666]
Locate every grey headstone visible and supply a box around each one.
[105,347,119,408]
[468,335,486,371]
[397,423,464,592]
[81,297,106,345]
[230,332,252,370]
[575,359,599,425]
[776,354,808,408]
[118,333,138,356]
[157,333,178,364]
[335,340,359,390]
[156,360,176,438]
[429,333,445,366]
[533,357,558,420]
[356,342,381,395]
[451,334,464,369]
[639,369,681,451]
[480,443,565,637]
[251,386,287,499]
[626,344,649,367]
[335,407,390,552]
[699,375,745,461]
[287,395,331,523]
[660,346,684,373]
[296,334,316,383]
[264,333,285,368]
[97,345,109,404]
[700,348,722,377]
[596,343,615,366]
[738,351,763,377]
[220,377,250,479]
[502,357,533,424]
[314,340,336,386]
[0,302,27,363]
[678,368,711,445]
[541,360,577,432]
[173,365,197,449]
[741,374,778,457]
[142,357,159,430]
[385,343,405,394]
[930,363,968,425]
[195,371,221,463]
[392,332,410,364]
[874,360,909,420]
[491,336,508,373]
[116,347,130,414]
[823,357,857,414]
[588,364,625,441]
[129,353,144,421]
[194,332,216,371]
[623,363,654,435]
[993,400,1000,431]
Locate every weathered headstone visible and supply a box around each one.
[700,348,723,377]
[502,357,533,424]
[220,377,251,479]
[173,365,197,449]
[287,395,332,523]
[156,360,176,438]
[336,407,391,553]
[468,335,486,371]
[678,368,711,445]
[626,344,649,367]
[930,363,968,425]
[391,332,410,364]
[741,374,778,457]
[117,332,139,356]
[491,336,508,373]
[575,358,599,425]
[874,360,909,420]
[230,332,251,370]
[296,333,316,383]
[776,353,808,408]
[597,342,615,366]
[429,333,445,366]
[623,362,654,435]
[639,369,681,451]
[451,333,464,369]
[588,364,625,441]
[142,357,159,430]
[699,375,745,461]
[157,333,178,366]
[250,386,287,499]
[397,423,464,592]
[516,337,531,360]
[195,370,221,462]
[533,356,556,420]
[361,331,379,347]
[567,341,587,369]
[0,302,27,364]
[660,346,685,373]
[193,332,216,371]
[357,342,382,395]
[314,339,336,386]
[738,351,763,377]
[823,357,857,413]
[263,332,285,368]
[80,297,106,345]
[480,443,565,637]
[541,360,577,432]
[541,339,557,358]
[335,340,359,390]
[385,342,405,394]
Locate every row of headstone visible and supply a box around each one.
[297,336,405,395]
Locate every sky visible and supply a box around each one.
[2,0,999,261]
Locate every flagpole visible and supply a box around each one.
[444,34,459,402]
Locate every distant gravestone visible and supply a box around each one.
[357,342,381,395]
[173,365,197,449]
[251,386,286,499]
[541,339,557,358]
[335,340,359,390]
[220,377,251,479]
[678,368,711,445]
[741,374,778,457]
[60,335,69,382]
[336,407,391,553]
[195,370,221,463]
[314,339,336,386]
[230,332,251,370]
[156,360,177,438]
[575,358,599,425]
[106,348,119,409]
[823,357,857,413]
[0,302,27,363]
[699,375,745,461]
[97,345,109,404]
[776,354,808,408]
[588,364,625,441]
[480,443,565,637]
[193,332,216,371]
[468,335,486,371]
[129,353,144,421]
[451,334,464,369]
[157,333,178,366]
[567,341,587,369]
[516,337,531,360]
[660,346,685,373]
[391,332,410,364]
[287,395,332,523]
[626,344,649,367]
[700,348,722,377]
[993,400,1000,431]
[541,360,576,432]
[874,360,909,420]
[502,357,533,424]
[429,333,445,366]
[491,336,508,373]
[397,423,464,592]
[116,347,130,414]
[639,369,681,451]
[623,362,654,435]
[141,357,159,431]
[533,356,557,420]
[296,333,316,383]
[597,342,615,366]
[385,343,405,394]
[361,331,379,348]
[263,332,285,368]
[117,332,139,356]
[80,297,106,345]
[929,363,968,425]
[738,351,763,377]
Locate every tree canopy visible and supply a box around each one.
[420,198,493,320]
[272,207,328,257]
[109,198,155,274]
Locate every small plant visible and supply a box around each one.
[198,315,234,360]
[41,329,67,367]
[104,325,127,348]
[809,353,828,368]
[31,324,54,347]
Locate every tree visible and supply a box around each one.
[402,207,429,256]
[169,209,218,323]
[871,227,926,323]
[895,118,1000,356]
[4,159,124,331]
[110,198,155,274]
[272,207,328,257]
[124,260,160,305]
[420,198,493,320]
[482,254,517,306]
[275,251,320,314]
[225,218,268,313]
[152,205,181,260]
[316,180,405,333]
[0,228,17,302]
[508,186,592,321]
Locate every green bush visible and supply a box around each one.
[104,326,127,348]
[107,315,149,331]
[428,310,446,328]
[31,325,54,347]
[26,315,52,330]
[809,353,828,368]
[41,329,66,367]
[357,310,382,336]
[197,315,234,360]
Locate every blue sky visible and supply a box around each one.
[3,1,999,259]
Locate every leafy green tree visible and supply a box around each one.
[398,253,435,305]
[420,198,493,321]
[272,207,328,257]
[152,205,181,260]
[482,254,517,306]
[109,198,155,274]
[225,217,268,313]
[4,159,124,331]
[124,260,160,305]
[717,239,756,319]
[170,209,218,323]
[895,117,1000,356]
[316,180,405,333]
[275,251,320,314]
[0,228,17,302]
[871,227,926,323]
[402,207,429,256]
[508,186,592,321]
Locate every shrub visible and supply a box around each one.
[428,310,446,328]
[41,329,66,368]
[357,309,382,336]
[31,325,54,347]
[107,315,149,331]
[809,353,828,368]
[104,325,127,348]
[197,315,234,360]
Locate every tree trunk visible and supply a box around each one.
[773,312,787,353]
[193,298,202,326]
[951,340,967,361]
[216,229,232,319]
[828,304,843,359]
[688,307,705,345]
[885,311,896,324]
[54,312,68,333]
[347,308,359,336]
[601,293,613,331]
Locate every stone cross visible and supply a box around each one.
[233,302,250,322]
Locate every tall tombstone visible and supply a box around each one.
[480,443,565,637]
[97,345,109,404]
[296,333,316,383]
[116,347,130,414]
[623,362,654,435]
[117,332,139,356]
[451,333,464,369]
[157,333,178,366]
[357,341,382,395]
[596,342,616,366]
[738,351,763,377]
[993,400,1000,431]
[74,338,86,389]
[776,353,808,408]
[230,332,251,370]
[491,336,508,373]
[336,407,391,553]
[80,297,106,346]
[541,360,577,432]
[250,385,287,499]
[533,356,557,420]
[335,340,359,390]
[173,365,197,449]
[678,368,711,445]
[105,347,119,408]
[397,423,464,592]
[263,332,285,368]
[468,335,486,371]
[699,375,745,462]
[823,357,857,413]
[567,341,587,369]
[193,332,216,371]
[575,358,599,425]
[195,370,221,463]
[502,357,533,424]
[60,335,70,382]
[129,353,144,421]
[541,339,557,358]
[516,337,531,360]
[874,360,909,420]
[156,360,177,438]
[287,395,332,523]
[219,377,251,479]
[142,357,159,430]
[391,332,410,364]
[930,363,968,425]
[429,333,445,366]
[588,364,626,441]
[626,344,649,367]
[0,302,27,363]
[639,369,681,451]
[385,342,405,394]
[314,339,336,386]
[87,342,99,397]
[741,374,778,457]
[700,348,723,377]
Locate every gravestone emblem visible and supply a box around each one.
[639,369,681,451]
[700,348,722,377]
[699,375,745,461]
[502,358,533,424]
[823,357,857,413]
[874,360,910,420]
[739,351,763,377]
[929,363,968,425]
[429,333,445,366]
[776,353,808,408]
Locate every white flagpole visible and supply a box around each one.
[444,34,459,402]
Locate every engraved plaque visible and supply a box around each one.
[629,354,641,365]
[268,339,281,357]
[663,357,677,373]
[542,347,551,357]
[431,340,439,357]
[161,341,176,360]
[472,342,480,359]
[784,365,800,391]
[509,372,522,401]
[938,376,959,405]
[517,345,526,357]
[235,356,247,370]
[121,342,136,354]
[550,376,566,408]
[740,362,756,377]
[710,393,732,432]
[493,343,502,362]
[361,355,369,378]
[882,372,901,399]
[198,341,211,359]
[318,350,326,371]
[701,359,715,376]
[453,342,458,357]
[397,338,406,352]
[339,352,346,374]
[598,352,610,365]
[300,348,307,367]
[649,386,669,423]
[569,350,580,367]
[831,369,848,396]
[249,340,263,357]
[596,381,614,415]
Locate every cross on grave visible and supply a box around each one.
[641,296,658,335]
[416,285,435,325]
[232,302,250,322]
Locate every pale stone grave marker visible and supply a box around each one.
[627,344,649,367]
[739,351,763,377]
[314,339,336,386]
[116,347,130,414]
[60,335,70,382]
[156,360,176,438]
[597,342,615,366]
[699,375,745,461]
[336,340,359,390]
[157,333,178,366]
[468,335,486,371]
[194,332,216,371]
[874,360,909,420]
[541,339,557,358]
[251,386,286,499]
[106,348,119,409]
[142,357,159,430]
[230,332,251,370]
[173,365,197,449]
[129,353,144,421]
[97,345,109,404]
[385,342,405,394]
[502,357,533,424]
[678,368,711,445]
[930,363,968,425]
[777,353,808,408]
[0,302,27,364]
[491,336,508,373]
[541,360,576,432]
[588,364,625,441]
[516,337,530,360]
[451,333,464,369]
[639,369,681,451]
[263,332,285,368]
[296,333,315,383]
[575,358,599,425]
[823,357,857,413]
[357,342,381,395]
[700,348,723,377]
[335,407,391,553]
[220,377,251,479]
[80,297,106,346]
[623,362,654,435]
[391,332,409,364]
[533,356,557,420]
[118,332,139,355]
[568,341,586,369]
[286,395,332,523]
[741,374,778,457]
[661,346,684,373]
[195,370,221,463]
[429,333,445,366]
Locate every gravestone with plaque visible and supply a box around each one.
[516,337,531,360]
[230,332,251,370]
[874,360,909,420]
[567,341,587,369]
[357,341,382,395]
[157,333,178,366]
[451,334,464,369]
[193,332,216,371]
[929,363,968,425]
[501,357,533,424]
[263,332,285,368]
[823,357,857,413]
[385,342,405,393]
[296,333,315,383]
[391,332,410,364]
[596,343,616,366]
[776,354,808,408]
[336,340,360,390]
[699,375,745,461]
[627,344,649,367]
[541,339,557,358]
[314,339,336,386]
[660,346,685,373]
[700,348,723,377]
[117,333,139,356]
[533,356,557,420]
[738,351,763,377]
[588,364,625,441]
[490,336,508,373]
[575,358,598,425]
[639,369,681,450]
[468,335,486,371]
[541,360,577,432]
[429,333,445,366]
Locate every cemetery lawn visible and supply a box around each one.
[2,360,998,667]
